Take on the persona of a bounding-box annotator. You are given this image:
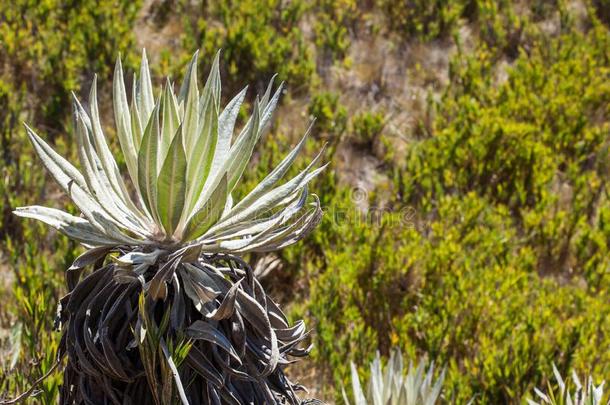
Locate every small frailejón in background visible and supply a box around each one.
[343,349,445,405]
[528,364,608,405]
[13,50,326,404]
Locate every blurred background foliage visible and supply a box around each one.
[0,0,609,403]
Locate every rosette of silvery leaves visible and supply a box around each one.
[14,50,325,405]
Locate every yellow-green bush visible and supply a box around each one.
[376,0,567,59]
[313,0,360,62]
[308,192,610,402]
[592,0,610,25]
[0,0,140,129]
[376,0,465,40]
[406,22,610,285]
[301,16,610,404]
[178,0,315,94]
[308,91,348,141]
[350,111,385,147]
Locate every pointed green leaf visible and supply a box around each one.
[190,101,259,219]
[25,123,140,242]
[138,49,155,127]
[209,86,247,179]
[131,73,144,149]
[89,77,130,199]
[230,123,312,215]
[258,82,283,140]
[225,100,260,191]
[90,75,150,222]
[138,103,160,220]
[160,78,179,168]
[186,98,218,213]
[184,173,227,241]
[182,53,200,152]
[157,127,187,236]
[209,188,307,243]
[72,99,97,193]
[74,96,154,238]
[200,50,221,112]
[178,51,199,103]
[13,206,123,246]
[24,125,87,191]
[208,149,327,236]
[237,199,321,253]
[113,56,138,186]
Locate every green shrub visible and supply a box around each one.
[313,0,360,62]
[308,91,348,142]
[376,0,569,59]
[350,111,385,148]
[407,23,610,285]
[178,0,315,94]
[376,0,465,40]
[592,0,610,26]
[307,192,610,403]
[0,231,69,402]
[300,18,610,404]
[0,0,140,130]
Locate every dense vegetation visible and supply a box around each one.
[0,1,141,400]
[1,0,609,403]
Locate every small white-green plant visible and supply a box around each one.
[528,364,608,405]
[343,349,445,405]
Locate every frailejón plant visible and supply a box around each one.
[528,364,609,405]
[343,349,445,405]
[13,50,325,404]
